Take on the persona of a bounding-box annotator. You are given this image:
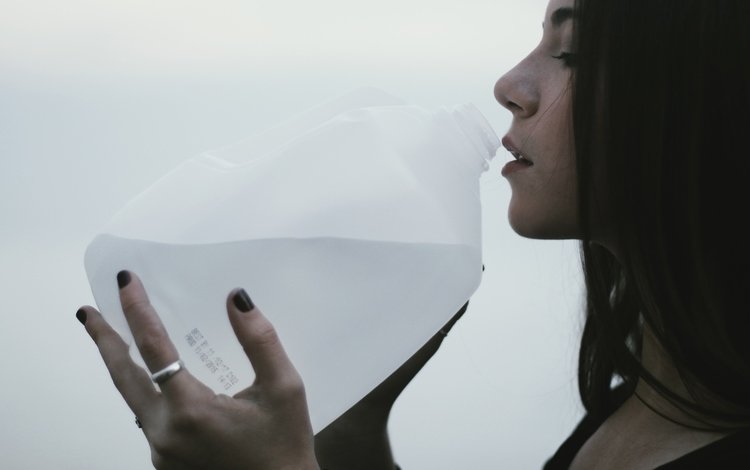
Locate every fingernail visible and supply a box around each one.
[233,289,255,312]
[76,308,87,325]
[117,270,131,289]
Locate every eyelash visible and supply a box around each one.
[552,52,577,67]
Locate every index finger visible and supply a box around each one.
[226,288,301,387]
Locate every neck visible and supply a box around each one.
[594,241,746,430]
[636,326,693,415]
[635,326,739,432]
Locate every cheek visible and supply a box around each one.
[505,77,580,239]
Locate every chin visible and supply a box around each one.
[507,200,581,240]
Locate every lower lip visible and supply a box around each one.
[501,160,533,177]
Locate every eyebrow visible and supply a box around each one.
[542,7,575,29]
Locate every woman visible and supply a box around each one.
[75,0,750,468]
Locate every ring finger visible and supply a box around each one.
[116,270,197,401]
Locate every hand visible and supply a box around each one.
[77,271,318,470]
[314,299,470,469]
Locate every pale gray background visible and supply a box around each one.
[0,0,585,468]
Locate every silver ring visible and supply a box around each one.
[150,359,184,385]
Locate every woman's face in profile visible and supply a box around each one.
[494,0,580,240]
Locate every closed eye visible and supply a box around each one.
[552,52,577,67]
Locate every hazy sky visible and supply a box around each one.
[0,1,586,468]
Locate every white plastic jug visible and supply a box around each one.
[84,87,500,433]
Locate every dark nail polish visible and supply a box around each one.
[233,289,255,312]
[117,270,131,289]
[76,309,87,325]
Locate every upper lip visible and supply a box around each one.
[502,136,533,164]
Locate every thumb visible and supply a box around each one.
[439,300,470,338]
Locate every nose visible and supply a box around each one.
[494,59,540,119]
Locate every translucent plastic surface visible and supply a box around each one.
[84,87,500,432]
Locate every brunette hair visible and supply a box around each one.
[571,0,750,426]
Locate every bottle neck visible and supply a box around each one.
[448,103,500,172]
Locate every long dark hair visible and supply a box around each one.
[572,0,750,426]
